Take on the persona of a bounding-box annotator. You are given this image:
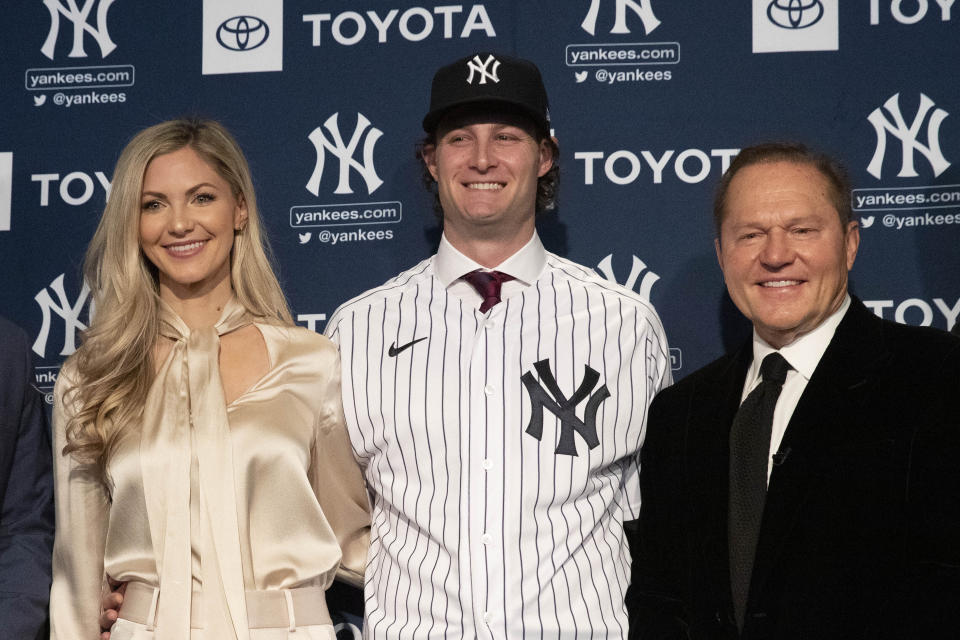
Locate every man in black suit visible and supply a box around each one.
[0,315,54,638]
[626,143,960,639]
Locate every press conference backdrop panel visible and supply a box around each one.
[2,1,958,635]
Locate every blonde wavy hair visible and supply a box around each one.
[63,118,292,474]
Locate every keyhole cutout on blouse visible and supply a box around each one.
[219,324,270,405]
[154,323,270,406]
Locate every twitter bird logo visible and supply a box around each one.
[574,71,588,83]
[860,216,875,229]
[33,95,47,107]
[298,232,312,244]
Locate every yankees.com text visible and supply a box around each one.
[26,65,135,91]
[853,185,960,211]
[566,43,679,66]
[291,202,402,228]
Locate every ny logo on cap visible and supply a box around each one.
[466,54,500,85]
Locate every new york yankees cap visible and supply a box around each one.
[422,52,550,135]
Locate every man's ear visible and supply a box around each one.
[422,144,439,181]
[844,219,860,271]
[537,136,556,178]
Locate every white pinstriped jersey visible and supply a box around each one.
[325,234,671,639]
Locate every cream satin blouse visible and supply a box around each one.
[50,301,370,640]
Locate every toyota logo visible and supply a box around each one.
[216,15,269,51]
[766,0,824,29]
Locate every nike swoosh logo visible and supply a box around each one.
[388,336,427,357]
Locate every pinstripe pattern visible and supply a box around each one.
[326,250,671,639]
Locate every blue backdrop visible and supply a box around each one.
[2,1,959,635]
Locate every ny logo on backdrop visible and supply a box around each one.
[867,93,950,179]
[33,274,92,358]
[41,0,117,60]
[522,359,610,456]
[597,254,660,303]
[306,113,384,196]
[581,0,661,35]
[466,54,500,84]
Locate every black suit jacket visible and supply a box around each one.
[627,298,960,639]
[0,316,54,639]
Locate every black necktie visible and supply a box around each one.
[462,269,515,312]
[728,352,791,631]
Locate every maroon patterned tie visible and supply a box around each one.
[462,269,515,312]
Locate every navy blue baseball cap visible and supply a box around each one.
[422,52,551,135]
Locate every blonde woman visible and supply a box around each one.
[50,119,369,640]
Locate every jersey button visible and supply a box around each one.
[481,533,492,545]
[484,384,495,395]
[483,458,493,470]
[483,611,493,625]
[485,320,496,329]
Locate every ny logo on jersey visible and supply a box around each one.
[306,112,384,196]
[581,0,661,36]
[867,93,950,179]
[41,0,117,60]
[33,274,92,357]
[522,359,610,456]
[466,54,500,84]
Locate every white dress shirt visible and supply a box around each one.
[437,232,543,304]
[741,295,850,481]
